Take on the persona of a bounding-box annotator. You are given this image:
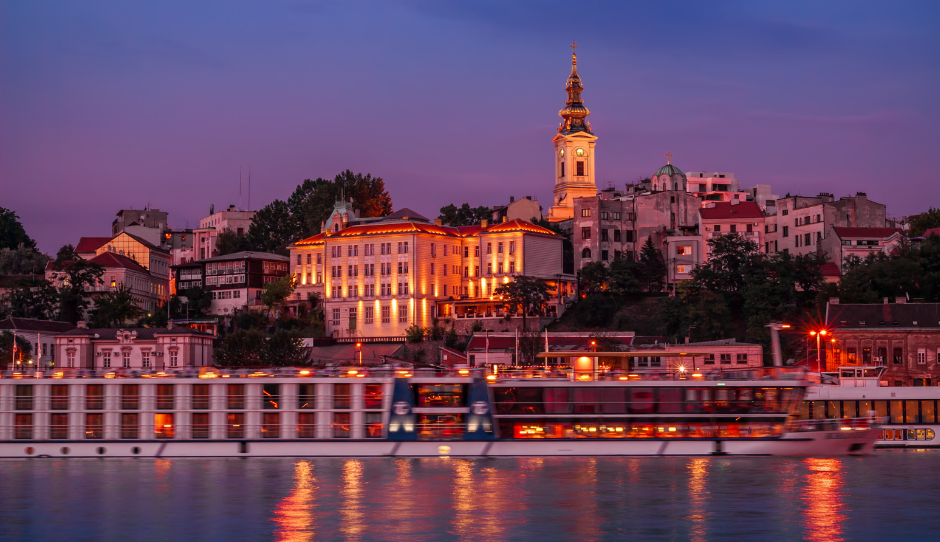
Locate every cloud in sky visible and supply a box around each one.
[2,0,938,252]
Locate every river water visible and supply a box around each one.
[1,450,937,541]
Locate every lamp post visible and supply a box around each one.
[356,342,362,366]
[809,329,827,374]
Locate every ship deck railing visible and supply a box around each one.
[785,416,884,433]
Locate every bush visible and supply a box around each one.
[405,324,425,343]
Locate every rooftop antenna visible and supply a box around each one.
[239,167,243,212]
[248,166,251,211]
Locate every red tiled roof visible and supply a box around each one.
[699,201,764,220]
[75,237,112,253]
[921,227,940,238]
[819,262,842,277]
[483,219,556,236]
[331,221,459,238]
[88,252,149,273]
[292,232,327,247]
[832,227,901,239]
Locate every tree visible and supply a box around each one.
[180,287,213,317]
[579,261,610,295]
[213,329,266,366]
[261,274,296,324]
[260,329,309,366]
[608,257,643,298]
[0,331,33,369]
[215,228,250,256]
[245,199,295,255]
[438,203,492,226]
[0,244,49,275]
[493,276,551,331]
[691,234,760,298]
[90,284,141,327]
[4,276,58,319]
[910,207,940,238]
[0,207,37,250]
[299,171,393,236]
[50,253,105,324]
[637,236,667,292]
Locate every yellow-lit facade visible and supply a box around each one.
[289,219,574,338]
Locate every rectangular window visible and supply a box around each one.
[601,229,609,242]
[14,414,32,440]
[122,351,131,368]
[560,161,565,177]
[581,208,591,217]
[497,242,504,254]
[121,413,139,439]
[227,384,245,409]
[365,412,384,438]
[582,227,591,240]
[15,385,33,410]
[676,265,686,274]
[509,241,515,254]
[156,384,174,410]
[51,385,68,410]
[576,161,585,176]
[85,413,104,439]
[141,351,150,368]
[782,226,789,238]
[122,384,139,410]
[332,413,351,438]
[714,225,721,233]
[50,413,68,439]
[399,305,408,323]
[509,262,515,273]
[227,413,245,439]
[297,413,316,438]
[382,306,390,323]
[720,353,732,364]
[601,250,608,261]
[169,351,178,368]
[86,384,104,410]
[365,306,374,324]
[334,384,351,409]
[192,413,210,439]
[263,384,280,409]
[736,353,748,364]
[614,230,621,242]
[498,262,504,274]
[847,348,857,364]
[262,413,280,438]
[102,351,111,368]
[893,347,903,364]
[298,384,316,409]
[486,243,492,254]
[192,384,210,409]
[704,354,715,365]
[918,349,927,364]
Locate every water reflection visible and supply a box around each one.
[687,458,709,542]
[451,460,475,540]
[569,458,601,542]
[803,458,845,542]
[273,460,316,542]
[340,460,364,540]
[154,459,172,493]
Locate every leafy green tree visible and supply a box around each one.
[91,284,141,327]
[910,207,940,238]
[438,203,492,226]
[691,234,760,298]
[50,251,105,324]
[0,244,49,275]
[405,323,425,343]
[215,228,250,256]
[4,277,57,319]
[0,331,33,369]
[245,199,295,255]
[493,276,552,331]
[609,257,643,298]
[677,283,732,341]
[0,207,37,250]
[261,329,309,366]
[578,261,610,295]
[213,328,265,366]
[300,171,393,235]
[261,274,296,324]
[637,236,667,292]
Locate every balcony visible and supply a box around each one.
[707,231,759,239]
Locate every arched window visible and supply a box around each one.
[582,248,591,259]
[674,183,678,191]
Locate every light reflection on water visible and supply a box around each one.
[2,452,940,541]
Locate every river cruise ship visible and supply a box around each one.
[803,366,940,448]
[0,355,879,458]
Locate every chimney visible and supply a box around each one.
[730,199,740,206]
[77,321,88,329]
[510,196,515,203]
[883,297,889,304]
[481,219,488,228]
[433,218,442,226]
[895,297,906,304]
[829,297,839,305]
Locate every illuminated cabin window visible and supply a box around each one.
[86,384,104,410]
[227,384,245,409]
[334,384,351,409]
[333,413,351,438]
[365,413,384,438]
[192,384,210,409]
[15,385,33,410]
[156,384,174,410]
[85,413,104,439]
[227,413,245,439]
[154,413,174,439]
[122,384,139,410]
[364,384,384,409]
[263,384,280,409]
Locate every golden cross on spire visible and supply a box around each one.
[571,41,577,57]
[665,151,673,164]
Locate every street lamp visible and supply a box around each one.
[809,329,827,374]
[356,342,362,366]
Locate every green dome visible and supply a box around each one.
[654,164,684,177]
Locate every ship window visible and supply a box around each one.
[417,414,464,440]
[192,384,210,409]
[657,388,683,414]
[14,414,32,440]
[298,384,316,409]
[332,413,351,438]
[890,400,903,424]
[122,384,140,410]
[85,413,104,439]
[50,413,68,439]
[51,385,69,410]
[156,385,174,410]
[263,384,280,409]
[154,413,174,439]
[297,413,317,438]
[859,400,872,416]
[262,413,280,438]
[628,388,655,414]
[905,400,919,423]
[86,384,104,410]
[365,384,384,409]
[227,413,245,439]
[365,412,384,438]
[922,401,936,424]
[192,413,210,439]
[417,384,464,408]
[333,384,351,409]
[121,413,139,439]
[227,384,245,409]
[842,401,857,418]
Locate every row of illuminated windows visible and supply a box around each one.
[12,383,383,411]
[834,346,939,365]
[206,274,245,286]
[11,412,384,440]
[800,399,939,424]
[332,306,407,325]
[503,420,784,440]
[580,209,636,221]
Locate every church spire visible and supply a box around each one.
[558,41,592,134]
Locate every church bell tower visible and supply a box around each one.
[548,42,598,222]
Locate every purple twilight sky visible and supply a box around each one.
[2,0,939,253]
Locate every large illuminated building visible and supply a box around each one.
[289,211,575,339]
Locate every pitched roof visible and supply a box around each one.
[291,232,327,247]
[919,227,940,239]
[827,302,940,329]
[482,219,556,236]
[88,252,149,273]
[819,262,842,277]
[699,201,764,220]
[76,237,113,253]
[383,208,429,222]
[199,251,289,263]
[832,227,902,239]
[0,317,75,333]
[58,327,214,339]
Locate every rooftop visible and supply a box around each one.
[57,327,214,339]
[0,317,76,334]
[75,237,113,253]
[199,251,289,263]
[699,201,764,220]
[832,227,902,239]
[87,252,150,273]
[827,302,940,329]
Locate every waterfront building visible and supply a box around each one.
[765,192,887,257]
[0,317,75,368]
[825,299,940,385]
[171,251,290,316]
[698,200,766,259]
[289,213,574,339]
[822,227,905,270]
[53,325,214,370]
